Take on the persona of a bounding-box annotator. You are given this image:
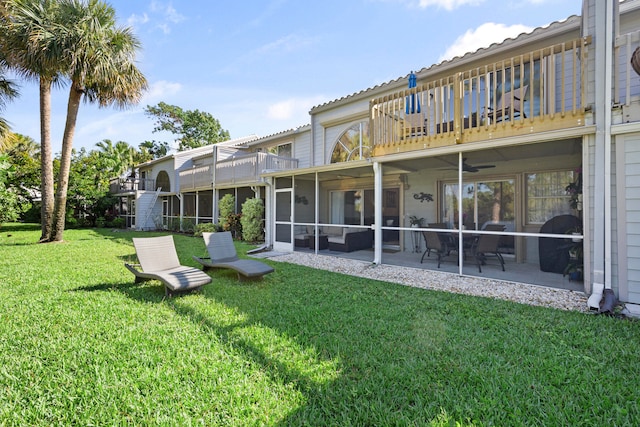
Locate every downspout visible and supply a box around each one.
[600,0,620,314]
[458,152,464,275]
[588,0,615,310]
[261,177,272,249]
[373,161,382,265]
[212,145,218,225]
[315,171,319,252]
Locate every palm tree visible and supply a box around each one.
[0,55,20,154]
[95,138,135,177]
[0,0,64,241]
[50,0,147,241]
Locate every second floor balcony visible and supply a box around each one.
[215,152,299,186]
[179,160,213,192]
[370,37,594,154]
[109,177,155,194]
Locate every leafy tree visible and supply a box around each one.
[1,0,65,241]
[1,133,40,217]
[139,139,169,160]
[145,102,230,151]
[66,147,113,226]
[49,0,147,242]
[0,153,22,226]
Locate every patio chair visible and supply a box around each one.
[193,232,274,281]
[486,85,528,123]
[420,230,458,268]
[125,235,212,297]
[473,224,506,273]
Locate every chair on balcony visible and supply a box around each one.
[403,113,427,138]
[486,85,528,123]
[125,235,212,297]
[193,232,274,281]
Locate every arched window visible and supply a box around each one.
[331,121,370,163]
[156,171,170,191]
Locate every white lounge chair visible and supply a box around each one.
[125,235,212,297]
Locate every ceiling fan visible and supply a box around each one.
[461,158,495,173]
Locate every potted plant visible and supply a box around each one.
[409,215,424,228]
[562,228,584,281]
[565,167,583,211]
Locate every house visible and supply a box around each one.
[111,0,640,313]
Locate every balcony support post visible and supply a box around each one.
[453,73,464,143]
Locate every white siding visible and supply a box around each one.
[135,191,162,231]
[623,133,640,303]
[293,131,312,169]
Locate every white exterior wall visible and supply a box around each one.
[616,131,640,304]
[292,131,312,169]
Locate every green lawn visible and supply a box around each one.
[1,224,639,426]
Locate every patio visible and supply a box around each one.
[294,245,585,293]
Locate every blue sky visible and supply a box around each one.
[4,0,581,154]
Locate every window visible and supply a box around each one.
[526,170,574,224]
[156,171,170,191]
[330,189,375,225]
[268,142,292,157]
[331,121,370,162]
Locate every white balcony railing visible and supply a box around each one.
[179,161,213,191]
[215,152,298,186]
[109,178,155,194]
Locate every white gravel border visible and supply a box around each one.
[269,252,589,312]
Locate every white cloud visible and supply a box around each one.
[142,80,183,104]
[156,23,171,34]
[438,22,534,62]
[135,2,185,34]
[266,96,326,121]
[255,34,318,56]
[126,12,149,27]
[416,0,484,10]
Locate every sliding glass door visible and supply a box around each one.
[442,179,515,231]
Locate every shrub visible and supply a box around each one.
[193,222,218,237]
[111,217,126,229]
[240,197,264,242]
[218,194,235,227]
[167,217,181,232]
[218,194,241,238]
[0,186,20,227]
[96,217,106,228]
[181,218,196,234]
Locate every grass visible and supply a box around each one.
[1,223,639,426]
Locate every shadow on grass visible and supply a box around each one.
[0,223,41,232]
[72,262,356,424]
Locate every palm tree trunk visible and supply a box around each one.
[50,83,82,242]
[39,78,54,242]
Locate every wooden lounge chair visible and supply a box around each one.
[125,235,212,297]
[193,232,274,281]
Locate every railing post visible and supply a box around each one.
[453,73,462,143]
